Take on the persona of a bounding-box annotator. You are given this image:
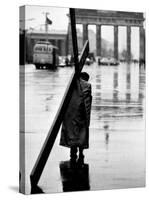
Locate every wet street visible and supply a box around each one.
[21,62,145,194]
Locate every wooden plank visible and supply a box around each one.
[70,8,79,74]
[79,40,89,69]
[30,71,75,187]
[30,8,89,187]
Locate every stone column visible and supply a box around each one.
[58,40,62,56]
[96,25,101,57]
[139,26,145,63]
[127,26,131,62]
[114,25,118,60]
[61,39,66,56]
[113,71,118,102]
[67,22,73,55]
[83,24,88,45]
[55,40,59,48]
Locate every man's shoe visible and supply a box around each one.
[77,155,84,167]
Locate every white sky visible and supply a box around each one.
[23,5,69,31]
[21,5,139,58]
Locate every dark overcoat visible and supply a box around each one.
[60,78,92,149]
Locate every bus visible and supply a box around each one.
[33,41,59,69]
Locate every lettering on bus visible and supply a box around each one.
[35,46,49,52]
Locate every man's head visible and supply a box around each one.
[80,72,90,81]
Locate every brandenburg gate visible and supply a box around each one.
[67,9,145,62]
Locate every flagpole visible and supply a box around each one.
[45,12,49,33]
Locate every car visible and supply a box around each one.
[99,57,119,66]
[59,56,66,67]
[85,57,92,65]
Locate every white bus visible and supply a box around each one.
[33,41,59,69]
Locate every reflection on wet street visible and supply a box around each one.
[22,62,145,194]
[59,161,90,192]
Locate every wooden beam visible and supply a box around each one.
[30,8,89,187]
[70,8,79,74]
[79,40,89,68]
[30,70,76,186]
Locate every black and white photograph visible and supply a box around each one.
[19,5,146,195]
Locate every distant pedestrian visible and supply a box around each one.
[60,72,92,165]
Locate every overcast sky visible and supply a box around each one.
[23,5,69,31]
[20,5,139,58]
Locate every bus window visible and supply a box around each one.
[34,45,48,52]
[43,46,47,52]
[48,47,52,53]
[35,46,42,52]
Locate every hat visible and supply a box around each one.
[80,72,90,81]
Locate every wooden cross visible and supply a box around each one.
[30,8,89,187]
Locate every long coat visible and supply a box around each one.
[60,78,92,149]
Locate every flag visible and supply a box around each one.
[46,17,52,25]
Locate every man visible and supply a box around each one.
[60,72,92,165]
